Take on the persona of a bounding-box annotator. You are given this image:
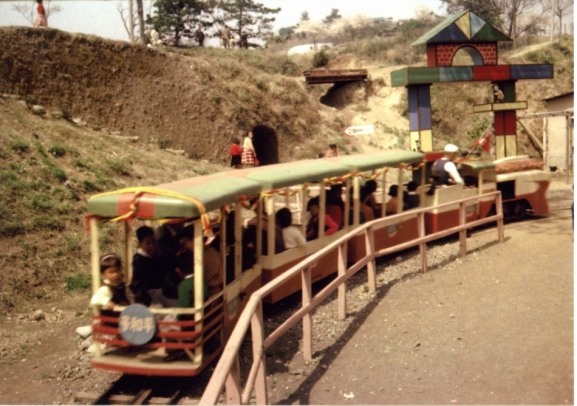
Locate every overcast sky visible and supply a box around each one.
[0,0,446,42]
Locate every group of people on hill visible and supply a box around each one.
[230,131,258,168]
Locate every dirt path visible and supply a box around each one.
[275,181,573,405]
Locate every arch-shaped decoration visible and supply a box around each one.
[451,45,485,66]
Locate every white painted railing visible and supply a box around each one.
[199,191,504,405]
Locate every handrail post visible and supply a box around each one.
[319,180,326,238]
[337,243,347,320]
[459,201,467,257]
[224,356,241,405]
[302,266,313,362]
[496,192,505,243]
[251,302,268,405]
[418,211,427,273]
[364,226,377,293]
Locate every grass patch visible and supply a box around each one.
[64,273,91,292]
[105,157,131,176]
[9,139,29,153]
[48,143,67,158]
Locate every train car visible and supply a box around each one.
[85,151,424,377]
[415,153,551,234]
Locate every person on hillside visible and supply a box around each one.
[91,253,133,311]
[230,138,243,168]
[276,207,306,249]
[34,0,48,27]
[427,143,464,195]
[130,226,176,306]
[306,197,339,241]
[325,143,339,158]
[241,131,258,168]
[240,32,249,48]
[221,26,231,48]
[195,28,205,47]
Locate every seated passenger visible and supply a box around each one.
[176,226,224,298]
[404,181,420,210]
[91,253,133,311]
[276,207,306,249]
[175,251,208,314]
[362,180,382,219]
[427,143,464,195]
[386,185,401,215]
[359,187,376,222]
[130,226,175,306]
[306,196,338,241]
[326,184,344,229]
[346,187,367,225]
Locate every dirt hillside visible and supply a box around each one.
[0,27,338,164]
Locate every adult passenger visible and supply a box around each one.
[276,208,306,249]
[431,143,464,187]
[306,197,338,241]
[404,181,420,210]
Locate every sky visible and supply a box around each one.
[0,0,446,43]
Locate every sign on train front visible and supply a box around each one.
[119,304,156,345]
[343,125,374,136]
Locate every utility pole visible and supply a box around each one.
[137,0,145,44]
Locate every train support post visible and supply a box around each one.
[302,266,313,362]
[337,243,347,320]
[418,211,427,273]
[496,192,505,243]
[459,202,467,257]
[365,225,377,293]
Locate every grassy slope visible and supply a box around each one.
[0,97,226,311]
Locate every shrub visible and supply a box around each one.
[313,50,330,68]
[10,139,30,153]
[32,215,65,231]
[157,139,170,149]
[105,157,131,176]
[48,143,67,158]
[64,274,91,292]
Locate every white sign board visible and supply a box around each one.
[343,125,374,136]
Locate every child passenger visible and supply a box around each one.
[91,253,133,311]
[306,197,338,241]
[276,208,306,249]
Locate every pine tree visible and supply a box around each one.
[217,0,280,43]
[147,0,213,46]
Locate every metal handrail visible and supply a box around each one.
[200,191,504,405]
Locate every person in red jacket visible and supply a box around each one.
[229,138,243,168]
[306,197,338,241]
[34,0,48,27]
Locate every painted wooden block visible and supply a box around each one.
[420,129,433,152]
[469,13,485,38]
[505,135,517,157]
[418,86,432,129]
[504,111,516,134]
[430,23,469,42]
[455,13,471,39]
[473,101,527,113]
[510,65,554,79]
[408,68,439,84]
[440,66,473,82]
[408,88,419,130]
[473,65,510,81]
[391,69,409,87]
[427,45,437,67]
[494,112,505,135]
[471,23,511,42]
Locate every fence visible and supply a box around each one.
[200,191,504,405]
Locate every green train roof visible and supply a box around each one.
[87,151,426,221]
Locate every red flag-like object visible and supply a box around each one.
[472,132,492,153]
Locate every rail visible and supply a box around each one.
[199,191,504,405]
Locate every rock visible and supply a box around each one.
[80,337,93,351]
[50,110,63,119]
[76,326,93,339]
[33,310,45,321]
[32,105,46,115]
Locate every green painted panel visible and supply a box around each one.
[412,11,466,45]
[391,69,409,87]
[439,67,473,82]
[333,151,425,172]
[471,23,511,42]
[408,68,439,84]
[245,160,353,190]
[87,195,121,218]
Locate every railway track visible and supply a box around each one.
[75,376,203,405]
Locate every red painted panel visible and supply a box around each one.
[427,45,437,67]
[116,193,156,219]
[472,65,510,81]
[504,110,517,134]
[494,112,505,135]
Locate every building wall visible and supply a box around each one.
[544,94,573,170]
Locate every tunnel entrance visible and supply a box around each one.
[252,125,279,165]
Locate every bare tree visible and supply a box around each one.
[542,0,574,37]
[118,0,136,42]
[12,0,62,26]
[498,0,546,46]
[294,19,326,49]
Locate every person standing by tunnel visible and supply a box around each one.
[34,0,48,27]
[241,131,258,168]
